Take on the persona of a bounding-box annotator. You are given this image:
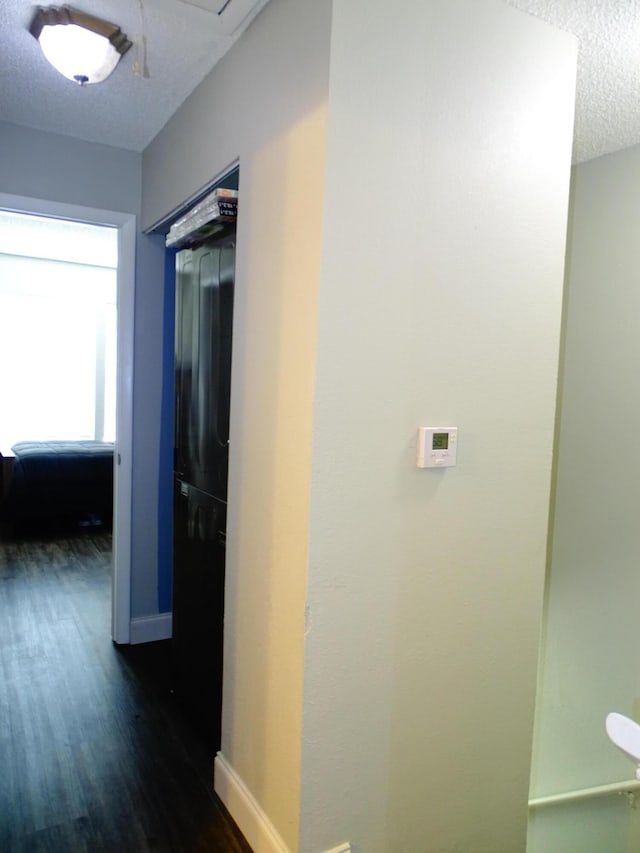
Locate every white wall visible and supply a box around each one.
[0,121,165,618]
[143,0,577,849]
[528,146,640,852]
[300,1,577,850]
[143,0,331,847]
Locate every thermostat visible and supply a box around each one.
[416,426,457,468]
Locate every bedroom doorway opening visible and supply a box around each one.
[0,194,135,643]
[0,211,118,451]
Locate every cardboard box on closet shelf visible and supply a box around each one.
[166,188,238,249]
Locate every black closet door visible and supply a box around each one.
[172,480,226,751]
[174,239,235,500]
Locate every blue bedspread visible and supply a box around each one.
[5,440,114,527]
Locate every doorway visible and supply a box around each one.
[161,164,239,750]
[0,191,135,642]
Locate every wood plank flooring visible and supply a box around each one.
[0,530,252,852]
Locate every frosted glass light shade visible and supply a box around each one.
[30,6,131,85]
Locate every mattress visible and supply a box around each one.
[4,440,115,527]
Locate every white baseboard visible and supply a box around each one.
[215,752,290,852]
[214,752,351,853]
[129,612,172,644]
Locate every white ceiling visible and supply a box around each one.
[0,1,638,162]
[507,0,640,162]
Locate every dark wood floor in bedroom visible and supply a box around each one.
[0,529,252,852]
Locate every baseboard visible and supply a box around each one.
[215,752,290,852]
[214,753,351,853]
[129,612,172,644]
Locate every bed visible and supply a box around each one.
[0,440,115,530]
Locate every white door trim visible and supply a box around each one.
[112,215,135,643]
[0,192,135,644]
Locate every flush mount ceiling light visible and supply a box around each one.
[29,5,132,86]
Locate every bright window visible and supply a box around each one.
[0,211,118,452]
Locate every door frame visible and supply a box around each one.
[0,192,135,643]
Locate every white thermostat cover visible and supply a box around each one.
[417,426,457,468]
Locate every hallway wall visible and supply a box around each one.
[529,144,640,852]
[301,1,577,850]
[143,0,577,849]
[143,0,331,847]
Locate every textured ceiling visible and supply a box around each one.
[0,0,271,152]
[0,1,638,161]
[507,0,640,162]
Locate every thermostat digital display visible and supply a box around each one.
[432,432,449,450]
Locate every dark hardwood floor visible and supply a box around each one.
[0,528,252,852]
